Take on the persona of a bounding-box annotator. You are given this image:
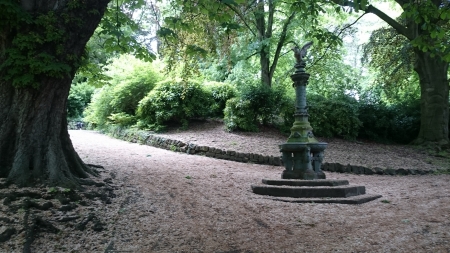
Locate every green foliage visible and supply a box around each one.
[0,1,31,28]
[109,64,160,116]
[277,95,296,134]
[308,60,362,99]
[158,0,338,86]
[97,1,155,61]
[362,26,421,104]
[358,98,421,144]
[1,0,156,88]
[224,97,258,132]
[83,86,115,128]
[224,60,260,87]
[136,79,212,131]
[73,0,158,87]
[199,57,230,82]
[67,82,96,120]
[0,8,73,87]
[203,81,237,117]
[402,0,450,60]
[107,112,136,127]
[307,95,362,140]
[83,55,161,128]
[223,84,287,132]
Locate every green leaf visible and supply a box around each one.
[430,31,437,38]
[157,27,176,37]
[220,0,238,5]
[360,0,368,10]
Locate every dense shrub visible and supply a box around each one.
[67,82,95,120]
[137,79,212,131]
[307,95,362,140]
[358,100,421,143]
[83,86,114,128]
[279,93,426,143]
[223,98,258,131]
[83,56,161,128]
[277,95,296,134]
[109,68,160,117]
[204,81,237,117]
[224,85,287,131]
[107,112,137,127]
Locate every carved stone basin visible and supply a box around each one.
[279,142,328,180]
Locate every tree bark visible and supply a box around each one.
[414,50,450,145]
[0,1,110,187]
[254,0,272,87]
[363,1,449,146]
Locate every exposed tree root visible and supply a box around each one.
[0,167,118,252]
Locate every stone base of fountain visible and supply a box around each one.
[279,142,328,180]
[251,179,381,204]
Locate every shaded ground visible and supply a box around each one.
[0,127,449,252]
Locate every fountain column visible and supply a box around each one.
[279,43,327,180]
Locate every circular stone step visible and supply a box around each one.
[251,184,366,198]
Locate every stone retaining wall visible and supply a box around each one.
[107,129,437,176]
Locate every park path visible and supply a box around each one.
[67,130,450,253]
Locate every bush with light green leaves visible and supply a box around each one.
[67,81,96,120]
[83,55,161,128]
[83,85,114,128]
[224,84,287,132]
[136,79,212,131]
[203,81,237,118]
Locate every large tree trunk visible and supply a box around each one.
[254,0,272,87]
[0,0,110,187]
[0,78,91,187]
[260,50,272,87]
[414,50,450,146]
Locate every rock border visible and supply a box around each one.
[105,129,439,176]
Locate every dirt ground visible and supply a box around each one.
[1,126,450,252]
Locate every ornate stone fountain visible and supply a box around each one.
[251,42,382,204]
[279,42,327,180]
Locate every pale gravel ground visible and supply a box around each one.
[72,130,449,252]
[2,129,449,252]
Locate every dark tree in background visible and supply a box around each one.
[0,0,110,187]
[333,0,450,146]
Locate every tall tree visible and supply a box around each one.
[0,0,111,187]
[332,0,450,145]
[158,0,341,87]
[362,26,421,103]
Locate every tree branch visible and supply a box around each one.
[223,2,257,37]
[366,5,413,40]
[269,10,297,79]
[330,0,413,40]
[309,12,366,68]
[265,0,274,38]
[245,50,259,60]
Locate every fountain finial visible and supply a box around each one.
[292,41,313,63]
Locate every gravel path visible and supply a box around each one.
[2,130,449,252]
[70,130,450,252]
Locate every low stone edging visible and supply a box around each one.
[106,129,437,176]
